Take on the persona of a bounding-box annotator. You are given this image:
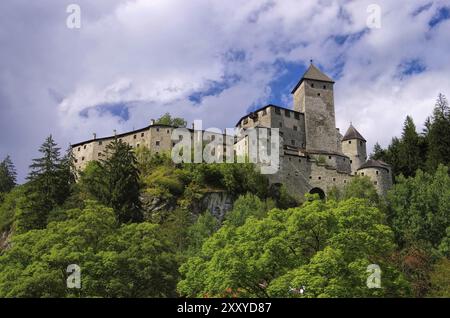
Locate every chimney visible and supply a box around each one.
[93,133,97,140]
[150,119,155,125]
[113,129,117,136]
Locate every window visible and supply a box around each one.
[299,159,301,163]
[374,181,378,185]
[167,129,170,134]
[156,128,160,132]
[137,143,140,147]
[98,141,102,145]
[83,145,86,149]
[119,138,122,142]
[350,160,353,163]
[98,153,101,157]
[275,108,281,115]
[288,157,291,161]
[376,170,379,175]
[78,147,80,151]
[348,140,352,144]
[311,83,314,88]
[156,141,160,146]
[141,133,145,137]
[344,180,347,183]
[75,159,78,163]
[134,134,137,139]
[318,176,321,180]
[293,125,298,131]
[317,93,321,96]
[291,140,295,146]
[333,178,336,182]
[285,110,290,117]
[294,113,300,120]
[82,157,85,161]
[361,172,365,176]
[309,176,312,179]
[323,85,326,89]
[328,156,332,159]
[172,142,176,147]
[360,141,363,146]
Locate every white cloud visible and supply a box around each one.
[0,0,449,181]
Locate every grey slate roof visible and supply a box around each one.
[358,159,390,171]
[291,63,335,93]
[342,124,366,142]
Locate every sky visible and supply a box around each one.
[1,0,449,183]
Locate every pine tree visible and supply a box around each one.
[0,155,17,193]
[398,116,423,177]
[96,139,143,223]
[426,93,450,171]
[370,142,387,161]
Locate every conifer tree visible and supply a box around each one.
[398,116,423,177]
[426,93,450,171]
[0,155,17,193]
[96,139,143,223]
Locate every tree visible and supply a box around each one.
[397,116,424,177]
[386,165,450,249]
[178,197,409,298]
[0,155,17,194]
[155,113,187,128]
[86,139,143,223]
[0,201,179,297]
[328,176,380,206]
[426,94,450,171]
[16,136,74,232]
[427,258,450,297]
[370,142,387,161]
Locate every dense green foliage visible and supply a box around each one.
[155,112,187,128]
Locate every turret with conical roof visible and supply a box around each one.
[341,123,367,174]
[292,61,338,154]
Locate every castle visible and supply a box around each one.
[71,62,392,199]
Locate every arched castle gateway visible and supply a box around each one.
[71,62,393,199]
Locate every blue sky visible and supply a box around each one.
[0,0,449,182]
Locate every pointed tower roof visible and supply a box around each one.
[291,62,335,94]
[342,124,366,142]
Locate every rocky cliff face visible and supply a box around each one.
[0,228,12,251]
[141,190,234,223]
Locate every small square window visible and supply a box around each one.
[323,85,326,89]
[328,156,332,159]
[156,141,160,146]
[98,141,102,146]
[318,176,321,180]
[285,110,290,117]
[82,157,85,161]
[291,140,295,146]
[293,126,298,131]
[317,93,321,96]
[349,140,352,144]
[350,160,353,163]
[134,135,137,139]
[294,113,300,120]
[333,178,336,182]
[75,159,78,163]
[98,153,101,157]
[311,83,314,88]
[376,170,379,175]
[141,133,145,137]
[275,108,281,115]
[156,128,160,132]
[374,181,378,185]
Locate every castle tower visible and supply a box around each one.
[292,62,337,153]
[341,124,367,175]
